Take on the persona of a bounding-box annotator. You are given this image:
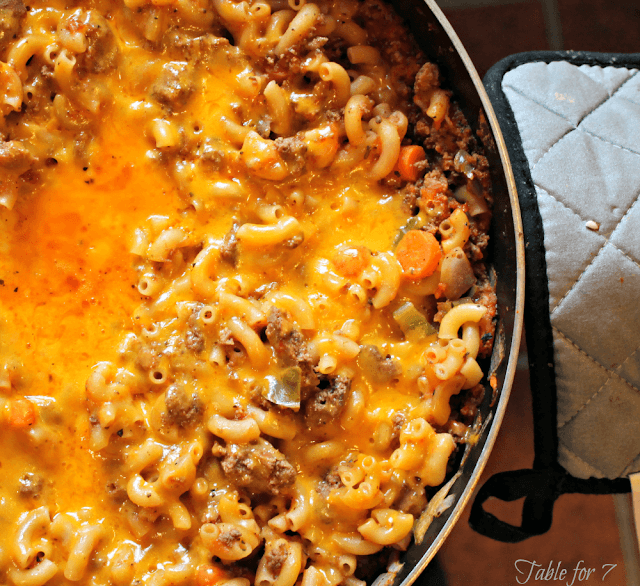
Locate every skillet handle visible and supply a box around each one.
[468,469,558,543]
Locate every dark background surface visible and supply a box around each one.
[420,1,639,584]
[439,0,640,79]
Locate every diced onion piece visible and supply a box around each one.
[453,149,475,179]
[439,247,475,300]
[265,367,301,410]
[453,183,489,216]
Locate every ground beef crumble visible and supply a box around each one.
[163,385,203,427]
[220,441,296,496]
[265,307,319,394]
[304,374,351,427]
[265,542,288,575]
[220,223,239,266]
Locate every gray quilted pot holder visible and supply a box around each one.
[470,51,639,542]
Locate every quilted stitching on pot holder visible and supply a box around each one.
[502,63,640,480]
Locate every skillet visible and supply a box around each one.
[378,2,526,584]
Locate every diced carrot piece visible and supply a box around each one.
[195,564,228,586]
[396,230,441,280]
[332,245,371,277]
[7,397,36,428]
[396,145,426,182]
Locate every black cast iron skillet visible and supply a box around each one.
[377,1,525,584]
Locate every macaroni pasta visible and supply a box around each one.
[0,1,497,585]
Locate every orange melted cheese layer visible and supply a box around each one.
[0,128,179,518]
[0,27,411,581]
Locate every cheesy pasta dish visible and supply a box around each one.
[0,0,497,585]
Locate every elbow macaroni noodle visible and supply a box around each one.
[0,0,497,584]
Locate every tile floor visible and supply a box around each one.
[417,1,640,584]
